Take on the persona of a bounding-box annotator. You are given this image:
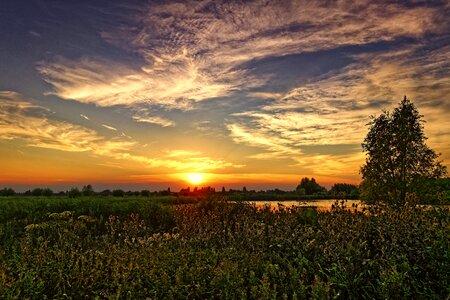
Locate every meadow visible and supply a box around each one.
[0,195,449,299]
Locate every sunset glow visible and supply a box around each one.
[0,1,448,191]
[186,173,204,185]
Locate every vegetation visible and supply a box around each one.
[296,177,327,196]
[0,188,15,197]
[329,183,359,198]
[0,195,449,299]
[361,96,447,206]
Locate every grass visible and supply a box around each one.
[0,195,449,299]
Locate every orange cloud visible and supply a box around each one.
[37,1,446,111]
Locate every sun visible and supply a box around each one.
[186,173,204,185]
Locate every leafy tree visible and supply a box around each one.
[67,187,81,198]
[99,189,111,196]
[141,190,151,197]
[31,188,44,196]
[360,96,447,206]
[82,184,94,196]
[112,189,125,197]
[0,188,15,196]
[296,187,306,196]
[296,177,327,195]
[42,188,53,197]
[329,183,359,197]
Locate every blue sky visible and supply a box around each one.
[0,0,449,190]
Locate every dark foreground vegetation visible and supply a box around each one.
[0,195,449,299]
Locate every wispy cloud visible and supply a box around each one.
[165,150,202,158]
[227,43,450,171]
[80,114,90,120]
[131,111,175,127]
[0,91,243,172]
[0,92,120,152]
[37,1,446,110]
[102,124,118,131]
[28,30,41,38]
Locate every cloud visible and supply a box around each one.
[28,30,41,38]
[165,150,202,157]
[37,1,447,110]
[102,124,118,131]
[116,152,243,171]
[0,91,243,172]
[226,43,450,174]
[80,114,90,120]
[0,91,134,153]
[132,112,175,127]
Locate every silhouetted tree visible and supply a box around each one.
[141,190,151,197]
[0,188,15,196]
[329,183,359,197]
[42,188,53,197]
[82,184,94,196]
[112,189,125,197]
[295,187,306,195]
[31,188,44,196]
[360,96,447,206]
[296,177,326,195]
[99,189,111,196]
[67,187,81,198]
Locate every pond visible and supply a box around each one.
[242,199,365,212]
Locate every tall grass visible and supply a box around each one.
[0,196,449,299]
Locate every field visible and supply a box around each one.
[0,195,449,299]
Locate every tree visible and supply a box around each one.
[67,187,81,198]
[112,189,125,197]
[99,189,111,196]
[296,177,327,195]
[82,184,94,196]
[42,188,53,197]
[141,190,151,197]
[360,96,447,206]
[0,188,15,196]
[31,188,43,196]
[329,183,359,197]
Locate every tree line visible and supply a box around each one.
[1,97,448,206]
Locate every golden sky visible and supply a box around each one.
[0,1,449,191]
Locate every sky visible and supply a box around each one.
[0,0,449,191]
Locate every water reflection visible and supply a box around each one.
[246,199,365,212]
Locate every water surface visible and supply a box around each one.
[246,199,364,212]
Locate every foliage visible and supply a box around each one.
[329,183,359,197]
[31,188,44,197]
[361,97,447,206]
[296,177,327,195]
[141,190,151,197]
[42,188,53,197]
[81,184,94,196]
[67,187,81,198]
[0,195,448,299]
[112,189,125,197]
[29,187,54,197]
[0,188,15,197]
[99,189,111,196]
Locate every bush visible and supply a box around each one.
[67,187,81,198]
[42,188,53,197]
[141,190,151,197]
[112,189,125,197]
[0,196,448,299]
[0,188,15,197]
[31,188,43,196]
